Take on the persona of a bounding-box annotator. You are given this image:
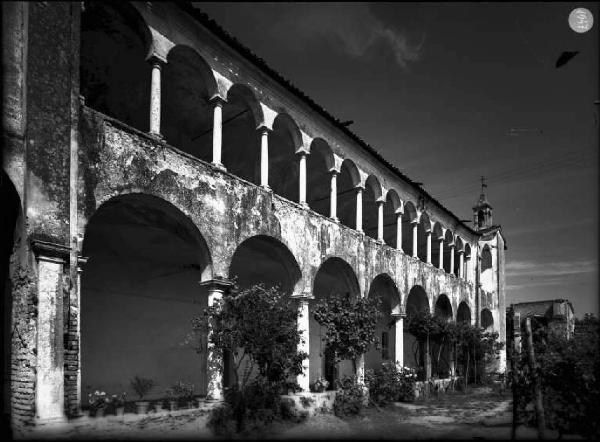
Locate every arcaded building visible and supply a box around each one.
[1,1,507,427]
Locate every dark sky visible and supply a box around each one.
[196,2,599,317]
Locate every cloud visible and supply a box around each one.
[273,3,424,69]
[506,259,597,278]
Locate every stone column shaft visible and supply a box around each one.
[412,223,418,258]
[426,232,432,264]
[35,255,66,422]
[394,316,404,367]
[330,171,338,221]
[149,59,162,136]
[438,240,444,270]
[450,246,455,275]
[355,187,363,233]
[260,128,269,188]
[299,153,307,206]
[296,298,310,391]
[396,213,403,251]
[377,201,384,241]
[212,99,224,168]
[459,251,464,278]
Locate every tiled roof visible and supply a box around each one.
[175,1,480,236]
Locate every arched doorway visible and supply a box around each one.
[81,194,212,404]
[433,294,453,377]
[310,258,360,388]
[365,274,401,371]
[80,1,151,132]
[404,285,430,374]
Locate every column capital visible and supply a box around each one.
[77,256,89,273]
[257,125,272,135]
[410,220,418,226]
[457,249,465,255]
[376,198,385,206]
[209,95,227,107]
[31,239,70,263]
[146,53,166,67]
[329,168,339,176]
[291,293,314,302]
[355,185,364,194]
[391,307,406,320]
[199,278,235,293]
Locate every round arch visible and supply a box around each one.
[443,229,454,274]
[431,222,444,267]
[481,308,494,332]
[401,201,418,255]
[405,285,430,317]
[433,293,453,377]
[81,1,152,132]
[383,190,401,247]
[270,113,303,202]
[363,175,382,241]
[307,138,334,217]
[337,159,361,229]
[81,192,213,404]
[416,212,431,262]
[457,301,472,324]
[434,294,453,321]
[454,237,464,276]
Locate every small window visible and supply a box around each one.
[381,331,389,360]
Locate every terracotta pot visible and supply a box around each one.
[135,401,150,414]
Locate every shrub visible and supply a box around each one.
[309,377,329,393]
[333,374,366,417]
[365,362,417,406]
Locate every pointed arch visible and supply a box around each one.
[457,301,471,324]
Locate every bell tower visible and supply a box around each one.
[473,176,493,231]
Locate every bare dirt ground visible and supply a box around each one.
[16,387,579,440]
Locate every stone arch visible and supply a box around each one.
[221,83,265,185]
[366,274,401,370]
[433,294,453,377]
[416,212,431,262]
[270,113,303,202]
[363,175,382,241]
[337,159,361,229]
[464,243,472,279]
[228,234,302,296]
[434,294,453,321]
[80,0,152,132]
[81,192,214,403]
[307,138,334,217]
[443,229,454,274]
[161,45,218,162]
[457,301,472,324]
[431,222,444,267]
[383,189,401,247]
[454,237,464,276]
[481,308,494,332]
[404,285,430,372]
[405,285,430,317]
[481,244,493,272]
[310,257,360,386]
[401,201,418,255]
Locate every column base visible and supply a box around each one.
[331,216,339,223]
[148,131,165,141]
[212,162,227,171]
[261,184,272,192]
[300,202,309,209]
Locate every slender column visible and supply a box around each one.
[438,239,444,270]
[298,152,308,206]
[395,213,403,251]
[355,187,364,233]
[148,56,164,137]
[449,245,455,275]
[377,200,384,242]
[75,258,88,417]
[458,251,464,278]
[211,97,225,169]
[260,127,270,189]
[356,353,365,384]
[296,297,311,391]
[426,231,432,264]
[412,222,418,258]
[35,253,66,422]
[329,170,338,221]
[392,313,405,367]
[199,279,234,401]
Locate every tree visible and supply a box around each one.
[312,293,382,375]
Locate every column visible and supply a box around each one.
[34,251,66,422]
[260,127,270,189]
[355,187,363,233]
[438,239,444,270]
[211,97,225,169]
[392,313,405,367]
[298,152,307,206]
[329,170,338,221]
[75,257,88,417]
[199,279,234,401]
[377,200,384,242]
[356,353,365,384]
[148,56,164,137]
[412,222,418,258]
[449,245,455,275]
[296,297,311,391]
[396,213,403,251]
[426,231,432,264]
[458,251,464,278]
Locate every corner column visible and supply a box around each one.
[32,242,69,423]
[411,222,418,258]
[211,97,226,169]
[329,170,338,222]
[148,55,165,138]
[295,295,312,391]
[355,186,364,233]
[259,126,270,189]
[376,200,385,242]
[298,152,308,207]
[199,279,234,401]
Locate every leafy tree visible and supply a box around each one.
[312,293,382,375]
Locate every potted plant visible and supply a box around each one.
[172,380,195,409]
[111,392,127,416]
[309,377,329,393]
[88,390,109,417]
[165,388,177,411]
[154,399,164,413]
[130,375,154,414]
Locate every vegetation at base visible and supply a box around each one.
[333,374,367,417]
[511,313,600,439]
[365,362,417,406]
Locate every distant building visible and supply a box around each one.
[509,299,575,340]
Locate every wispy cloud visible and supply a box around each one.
[273,3,424,69]
[506,259,597,279]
